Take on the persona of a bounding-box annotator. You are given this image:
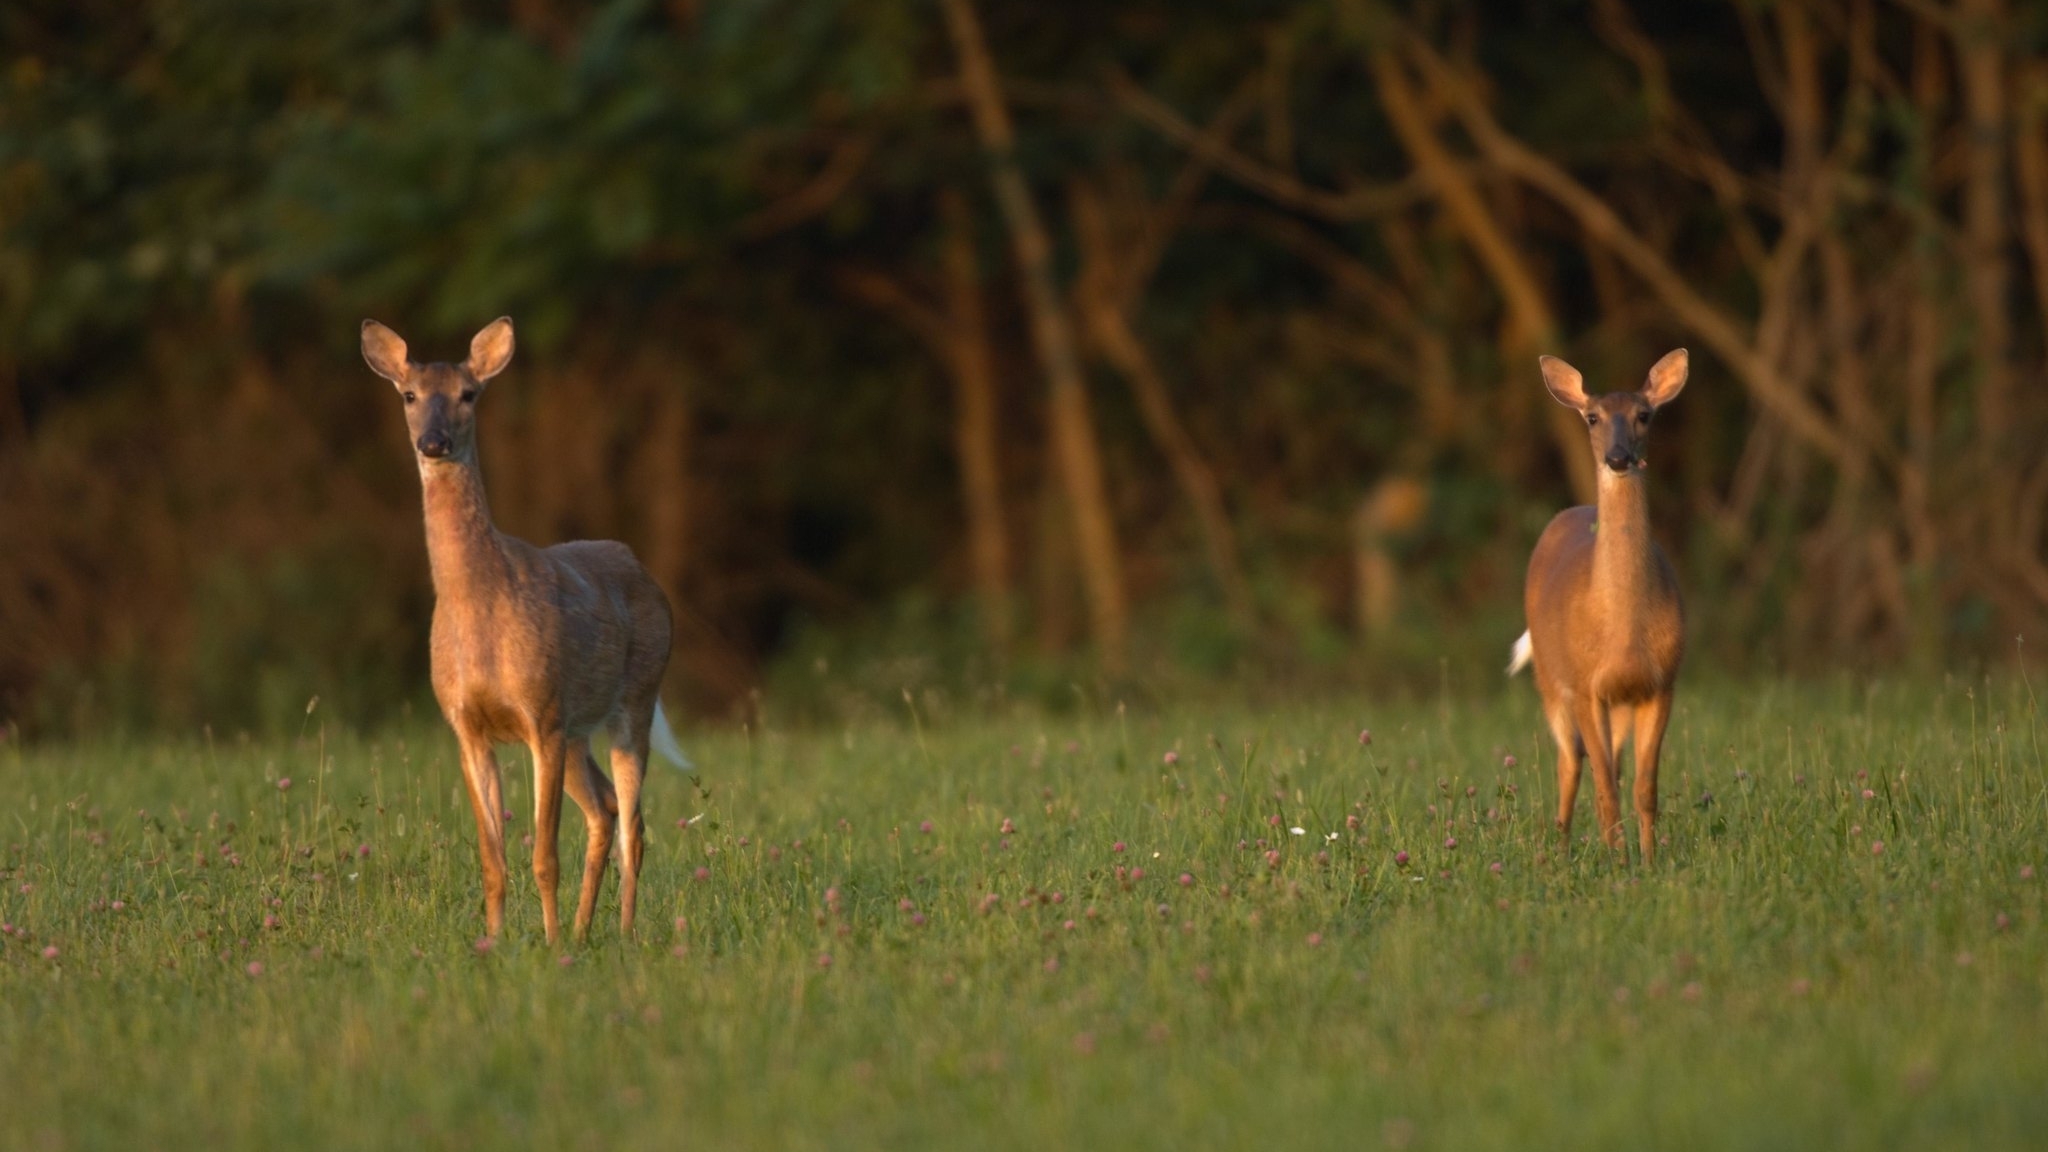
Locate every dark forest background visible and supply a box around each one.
[3,0,2046,735]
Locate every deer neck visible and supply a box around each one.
[419,458,508,600]
[1591,468,1656,617]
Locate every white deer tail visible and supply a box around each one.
[650,700,694,771]
[1505,631,1533,676]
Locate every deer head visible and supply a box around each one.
[1540,349,1688,476]
[361,317,516,467]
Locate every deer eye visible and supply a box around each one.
[402,392,417,405]
[1586,414,1600,426]
[460,389,478,403]
[1637,411,1651,425]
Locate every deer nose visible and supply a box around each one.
[1604,446,1634,473]
[417,432,452,458]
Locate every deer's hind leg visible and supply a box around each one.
[1542,694,1584,843]
[1606,703,1634,775]
[561,739,619,941]
[607,705,652,936]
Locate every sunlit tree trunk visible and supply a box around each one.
[834,196,1015,661]
[640,378,693,632]
[941,0,1128,672]
[1069,179,1255,635]
[1956,0,2014,553]
[938,189,1016,660]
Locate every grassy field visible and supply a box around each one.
[2,673,2044,1150]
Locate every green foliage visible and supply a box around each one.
[2,676,2045,1147]
[256,0,928,334]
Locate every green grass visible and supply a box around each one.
[3,674,2045,1150]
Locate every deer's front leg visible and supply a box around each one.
[1575,700,1626,851]
[454,727,507,939]
[528,730,569,945]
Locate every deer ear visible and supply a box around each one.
[467,317,515,383]
[361,320,411,386]
[1641,348,1688,408]
[1539,356,1588,410]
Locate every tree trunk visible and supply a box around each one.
[640,378,694,627]
[1955,0,2015,577]
[1069,180,1255,634]
[938,189,1016,660]
[2013,65,2048,354]
[1957,0,2012,452]
[832,201,1013,661]
[940,0,1128,672]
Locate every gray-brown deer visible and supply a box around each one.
[362,317,691,943]
[1508,349,1687,862]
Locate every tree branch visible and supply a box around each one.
[1402,36,1856,470]
[1109,68,1434,222]
[736,136,875,241]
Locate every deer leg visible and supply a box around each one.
[1607,702,1635,850]
[608,712,651,936]
[527,731,569,945]
[1632,692,1674,864]
[455,727,507,939]
[1576,701,1625,851]
[561,742,618,942]
[1606,704,1633,775]
[1544,700,1583,843]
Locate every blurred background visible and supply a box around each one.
[3,0,2045,737]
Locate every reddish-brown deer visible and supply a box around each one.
[362,317,691,944]
[1508,349,1687,862]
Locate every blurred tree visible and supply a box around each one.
[5,0,2048,732]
